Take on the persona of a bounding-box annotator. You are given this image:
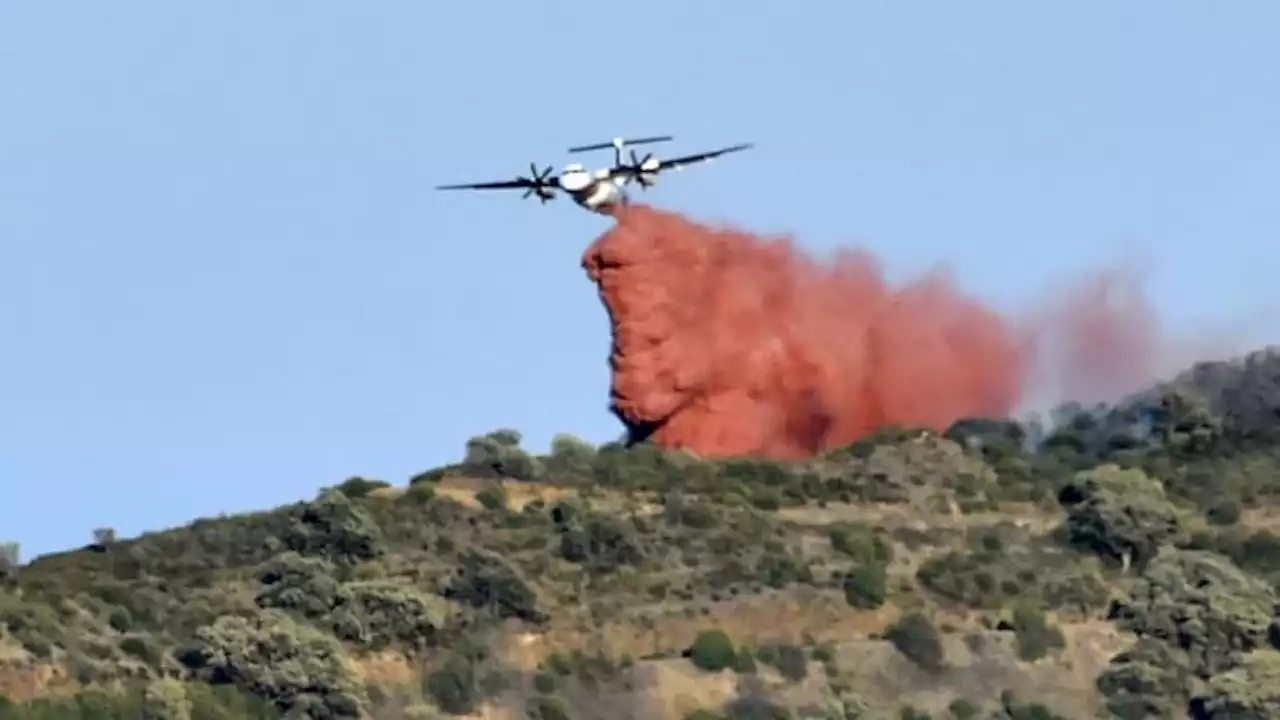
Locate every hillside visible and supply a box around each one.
[3,349,1280,720]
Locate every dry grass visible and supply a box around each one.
[1240,506,1280,530]
[0,661,71,702]
[351,650,417,686]
[507,584,902,675]
[779,501,1060,532]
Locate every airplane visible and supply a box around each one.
[434,135,753,215]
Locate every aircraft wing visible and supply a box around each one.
[604,142,753,183]
[654,143,753,172]
[435,176,561,191]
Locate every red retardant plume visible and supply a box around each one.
[582,205,1028,460]
[582,204,1193,460]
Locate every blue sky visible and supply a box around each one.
[2,3,1278,560]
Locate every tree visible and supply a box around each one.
[182,609,367,717]
[443,549,546,624]
[284,489,386,565]
[1096,638,1195,720]
[1192,650,1280,719]
[1110,547,1276,679]
[1059,465,1188,571]
[461,429,543,482]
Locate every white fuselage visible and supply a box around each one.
[559,164,629,215]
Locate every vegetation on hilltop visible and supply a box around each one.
[1,348,1279,719]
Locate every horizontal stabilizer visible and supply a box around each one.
[568,135,674,153]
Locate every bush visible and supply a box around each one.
[425,656,478,716]
[688,629,737,672]
[143,678,193,720]
[773,643,809,682]
[334,476,390,498]
[1206,499,1242,526]
[915,550,1016,609]
[557,513,648,572]
[828,522,894,564]
[723,695,792,720]
[528,696,572,720]
[1038,562,1111,618]
[532,670,556,694]
[475,484,508,511]
[843,563,888,609]
[1228,530,1280,583]
[886,612,945,672]
[1008,604,1065,662]
[543,649,573,677]
[948,697,979,719]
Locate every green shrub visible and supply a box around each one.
[773,643,809,682]
[843,564,888,609]
[899,706,932,720]
[533,670,556,694]
[425,656,478,716]
[475,484,508,511]
[1205,499,1242,526]
[335,476,391,498]
[1009,604,1065,662]
[528,696,572,720]
[828,522,894,564]
[948,697,979,719]
[886,613,945,672]
[688,629,737,672]
[544,649,573,677]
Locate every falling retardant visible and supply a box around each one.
[582,204,1186,460]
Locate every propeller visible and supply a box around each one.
[622,149,662,189]
[519,162,557,203]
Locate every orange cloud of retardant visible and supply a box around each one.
[581,204,1196,459]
